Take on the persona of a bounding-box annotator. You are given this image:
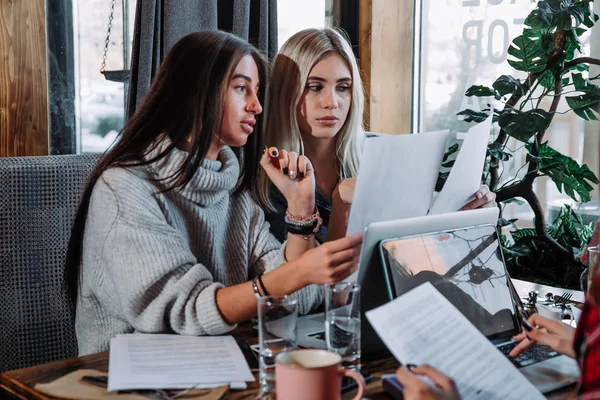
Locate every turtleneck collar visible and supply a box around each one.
[145,137,240,206]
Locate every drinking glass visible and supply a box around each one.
[325,282,361,371]
[583,245,600,294]
[257,296,298,394]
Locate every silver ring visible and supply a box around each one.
[289,170,297,180]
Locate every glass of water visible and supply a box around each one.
[325,282,361,371]
[584,245,600,293]
[258,295,298,395]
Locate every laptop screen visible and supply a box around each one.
[380,224,518,339]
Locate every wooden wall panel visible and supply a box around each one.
[0,0,49,157]
[369,0,413,135]
[358,0,371,131]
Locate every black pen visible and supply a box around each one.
[521,317,534,332]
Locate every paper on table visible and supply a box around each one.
[365,282,545,400]
[346,130,449,235]
[108,334,254,392]
[428,112,493,215]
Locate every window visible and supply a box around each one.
[73,0,135,154]
[48,1,330,155]
[416,0,598,225]
[277,0,329,47]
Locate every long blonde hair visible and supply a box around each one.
[255,28,365,210]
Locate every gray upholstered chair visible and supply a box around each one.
[0,154,99,371]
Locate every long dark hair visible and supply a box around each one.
[65,31,268,306]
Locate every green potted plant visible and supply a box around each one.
[455,0,599,289]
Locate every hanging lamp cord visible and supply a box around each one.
[100,0,116,73]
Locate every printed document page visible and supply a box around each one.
[429,112,493,215]
[346,130,449,235]
[108,334,254,391]
[365,282,545,400]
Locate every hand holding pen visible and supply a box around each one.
[509,314,576,359]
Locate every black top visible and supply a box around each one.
[264,185,332,243]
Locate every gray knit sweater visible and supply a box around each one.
[75,144,322,355]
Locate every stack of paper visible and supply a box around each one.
[108,334,254,392]
[347,112,493,235]
[365,282,545,400]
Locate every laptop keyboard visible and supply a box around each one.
[497,342,560,368]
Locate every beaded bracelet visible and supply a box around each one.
[285,207,323,234]
[286,207,321,223]
[257,274,271,296]
[251,276,262,299]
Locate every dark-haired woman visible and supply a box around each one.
[66,31,362,355]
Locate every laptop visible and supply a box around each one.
[296,208,501,350]
[377,221,580,394]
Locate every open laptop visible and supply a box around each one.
[377,221,580,394]
[296,208,501,350]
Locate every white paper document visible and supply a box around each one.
[428,112,493,215]
[346,130,449,235]
[108,334,254,392]
[365,282,545,400]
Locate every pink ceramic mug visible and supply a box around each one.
[275,349,365,400]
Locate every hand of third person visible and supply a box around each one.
[461,185,496,211]
[395,364,461,400]
[509,314,576,359]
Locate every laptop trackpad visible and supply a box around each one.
[520,355,579,394]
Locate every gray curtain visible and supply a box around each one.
[126,0,278,117]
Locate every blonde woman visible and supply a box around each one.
[255,28,363,244]
[256,28,496,245]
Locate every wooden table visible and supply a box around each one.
[1,279,582,399]
[0,328,400,400]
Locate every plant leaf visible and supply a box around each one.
[584,12,600,29]
[570,5,585,28]
[465,85,497,98]
[493,75,526,96]
[498,218,516,228]
[511,228,538,240]
[538,70,556,89]
[526,142,599,202]
[574,0,597,28]
[541,31,556,55]
[565,29,582,60]
[435,171,450,192]
[525,5,553,29]
[498,109,552,142]
[566,92,600,120]
[507,35,547,73]
[549,205,594,250]
[572,72,600,93]
[457,109,490,123]
[442,143,459,162]
[487,142,513,162]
